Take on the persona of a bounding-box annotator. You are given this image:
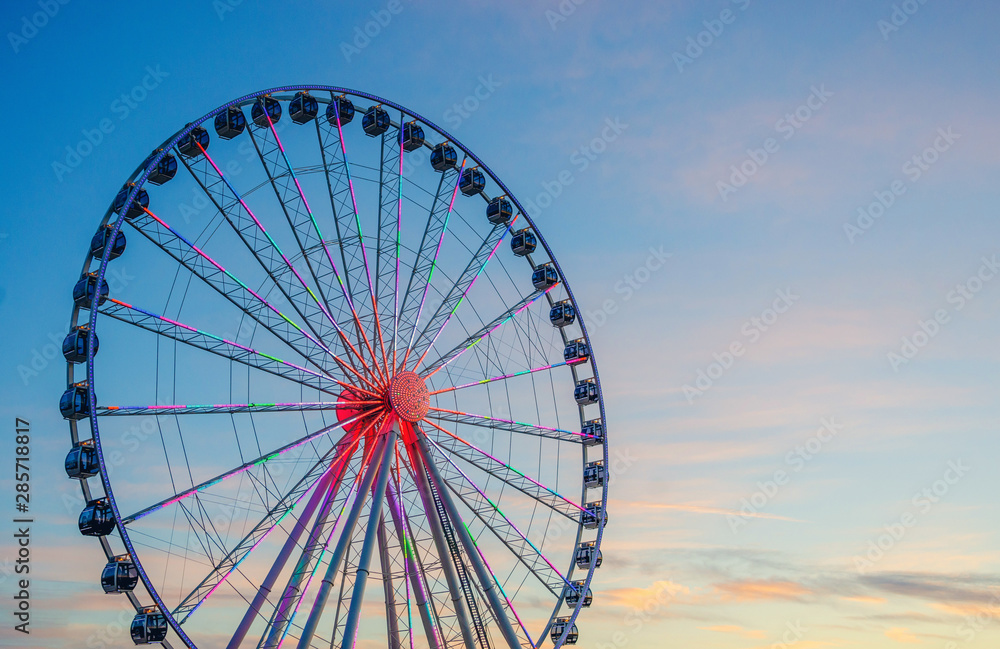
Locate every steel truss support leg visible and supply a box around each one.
[387,481,441,649]
[419,438,522,649]
[378,513,402,649]
[342,426,399,648]
[297,428,393,649]
[406,442,477,649]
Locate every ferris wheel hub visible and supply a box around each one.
[387,371,429,422]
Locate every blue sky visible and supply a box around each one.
[1,1,1000,648]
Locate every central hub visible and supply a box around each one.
[388,371,430,423]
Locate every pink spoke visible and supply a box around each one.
[428,359,584,396]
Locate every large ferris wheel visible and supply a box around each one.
[60,86,608,649]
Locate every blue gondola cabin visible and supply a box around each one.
[65,439,99,479]
[131,608,168,644]
[550,301,575,328]
[576,541,602,568]
[177,126,210,158]
[401,121,425,151]
[215,105,246,139]
[564,581,593,607]
[102,555,139,593]
[73,272,109,309]
[532,263,559,290]
[487,197,513,225]
[581,501,607,529]
[113,183,148,219]
[63,326,99,363]
[581,418,604,446]
[459,167,485,196]
[362,105,390,136]
[290,92,319,124]
[60,382,93,420]
[564,338,589,363]
[583,460,605,488]
[251,95,282,127]
[431,143,458,171]
[79,498,115,536]
[90,225,126,261]
[143,149,177,185]
[511,228,537,256]
[327,95,355,125]
[550,617,579,645]
[574,379,599,405]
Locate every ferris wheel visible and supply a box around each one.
[61,86,608,649]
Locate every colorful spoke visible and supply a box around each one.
[428,359,584,396]
[425,407,589,444]
[257,108,384,385]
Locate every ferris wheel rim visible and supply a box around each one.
[66,84,609,649]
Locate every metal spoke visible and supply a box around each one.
[408,216,520,371]
[123,205,339,379]
[99,298,380,396]
[425,407,590,445]
[97,399,379,417]
[260,415,385,649]
[181,144,351,375]
[340,426,398,649]
[419,287,550,378]
[120,413,362,525]
[248,108,383,383]
[399,158,466,371]
[404,436,477,649]
[315,98,387,384]
[226,455,340,649]
[374,115,403,367]
[429,359,582,397]
[422,420,585,523]
[387,476,441,649]
[170,430,361,623]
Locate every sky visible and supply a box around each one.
[2,1,1000,648]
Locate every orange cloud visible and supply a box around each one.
[618,500,805,523]
[716,579,810,602]
[841,595,887,605]
[699,624,766,639]
[886,627,922,643]
[601,580,693,609]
